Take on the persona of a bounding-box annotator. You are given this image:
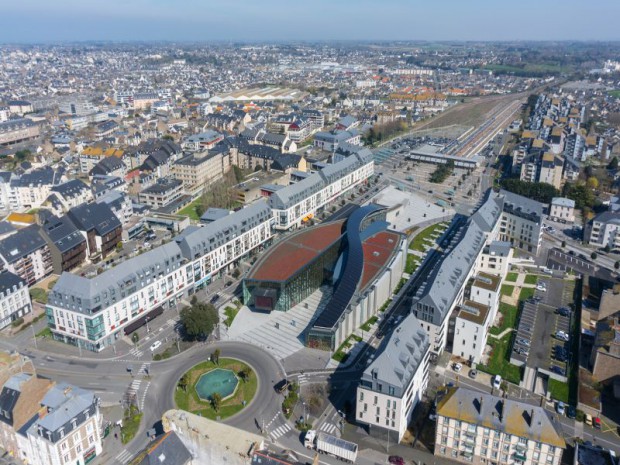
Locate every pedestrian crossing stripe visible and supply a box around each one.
[320,422,337,434]
[270,423,291,440]
[115,449,133,464]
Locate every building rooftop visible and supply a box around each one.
[437,387,565,448]
[472,272,501,292]
[247,220,345,282]
[456,300,490,326]
[361,313,429,395]
[0,224,47,264]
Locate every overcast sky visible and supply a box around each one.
[1,0,619,43]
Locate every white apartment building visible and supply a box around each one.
[356,314,430,442]
[269,149,374,230]
[498,190,543,255]
[475,241,513,278]
[47,201,273,351]
[585,212,620,250]
[469,272,501,320]
[0,271,31,329]
[412,193,503,355]
[549,197,575,223]
[452,300,492,364]
[435,388,565,465]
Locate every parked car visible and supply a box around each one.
[594,417,602,429]
[274,379,290,394]
[556,401,565,416]
[536,284,547,292]
[389,456,405,465]
[557,307,571,317]
[517,338,531,347]
[210,294,220,304]
[555,331,570,342]
[149,340,162,352]
[567,406,576,419]
[469,369,478,379]
[585,414,593,426]
[452,362,463,372]
[493,375,502,390]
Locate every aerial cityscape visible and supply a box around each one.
[1,3,620,465]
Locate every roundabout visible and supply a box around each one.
[174,356,258,420]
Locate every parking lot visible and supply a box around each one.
[511,277,574,385]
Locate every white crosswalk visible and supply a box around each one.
[298,374,308,385]
[140,381,150,411]
[270,423,291,441]
[115,449,133,464]
[137,363,150,376]
[320,422,338,434]
[128,379,141,393]
[129,347,143,358]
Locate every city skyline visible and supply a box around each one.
[1,0,620,43]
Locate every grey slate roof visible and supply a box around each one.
[0,224,48,264]
[499,189,543,221]
[0,270,24,296]
[138,431,192,465]
[176,200,271,260]
[551,197,575,208]
[51,241,185,315]
[413,192,503,326]
[67,202,121,237]
[361,313,429,397]
[89,156,125,176]
[269,149,372,210]
[51,179,89,198]
[40,214,85,254]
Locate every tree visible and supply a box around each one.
[586,177,599,190]
[116,242,123,252]
[15,150,31,162]
[162,134,174,141]
[232,268,241,279]
[211,348,221,365]
[179,301,218,340]
[195,204,205,218]
[239,366,251,382]
[178,373,189,392]
[211,392,222,411]
[608,156,619,170]
[499,179,559,204]
[591,252,598,260]
[132,332,140,344]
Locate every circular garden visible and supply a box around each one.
[174,355,257,420]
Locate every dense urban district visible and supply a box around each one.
[0,41,620,465]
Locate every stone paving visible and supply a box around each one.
[229,287,332,360]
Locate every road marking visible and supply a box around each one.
[115,449,133,464]
[270,423,291,441]
[140,381,151,411]
[320,422,337,434]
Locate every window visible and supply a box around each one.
[359,392,364,401]
[440,447,446,455]
[441,436,448,445]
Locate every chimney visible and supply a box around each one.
[477,396,484,414]
[530,409,535,427]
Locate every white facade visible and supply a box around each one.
[475,243,513,278]
[0,273,32,329]
[549,198,575,223]
[356,314,430,442]
[270,156,374,230]
[452,301,492,364]
[47,203,273,351]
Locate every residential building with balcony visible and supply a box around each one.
[269,149,374,230]
[67,203,122,260]
[356,313,430,442]
[451,300,492,364]
[435,387,565,465]
[411,192,503,355]
[47,201,273,351]
[0,271,31,329]
[38,213,87,274]
[0,225,52,285]
[497,190,543,255]
[585,212,620,250]
[139,177,184,209]
[0,118,39,146]
[172,152,229,192]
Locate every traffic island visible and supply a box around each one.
[174,358,257,420]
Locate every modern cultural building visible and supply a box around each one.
[243,204,407,351]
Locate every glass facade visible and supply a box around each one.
[243,239,341,312]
